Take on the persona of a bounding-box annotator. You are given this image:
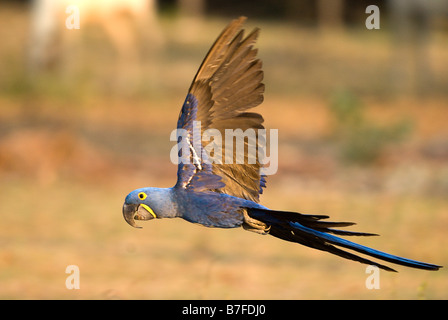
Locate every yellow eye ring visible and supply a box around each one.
[138,192,147,200]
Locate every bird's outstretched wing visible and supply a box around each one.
[175,17,266,202]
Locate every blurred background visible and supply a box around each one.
[0,0,447,299]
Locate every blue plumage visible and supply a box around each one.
[122,17,441,272]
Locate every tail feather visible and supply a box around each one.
[248,208,441,272]
[264,209,378,236]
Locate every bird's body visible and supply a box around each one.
[125,186,270,228]
[123,17,441,272]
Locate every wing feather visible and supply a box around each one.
[176,17,266,202]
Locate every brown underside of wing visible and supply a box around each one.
[186,17,266,202]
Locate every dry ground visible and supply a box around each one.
[0,4,447,299]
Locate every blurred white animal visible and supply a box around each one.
[28,0,164,73]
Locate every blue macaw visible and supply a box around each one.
[123,17,441,272]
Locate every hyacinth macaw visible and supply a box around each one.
[123,17,441,272]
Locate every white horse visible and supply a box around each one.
[28,0,164,75]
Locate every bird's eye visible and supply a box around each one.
[138,192,147,200]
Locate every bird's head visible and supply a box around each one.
[122,188,158,228]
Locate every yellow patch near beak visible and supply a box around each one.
[140,203,157,219]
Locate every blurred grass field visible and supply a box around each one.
[0,3,447,299]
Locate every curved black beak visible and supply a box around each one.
[122,203,155,228]
[123,203,140,228]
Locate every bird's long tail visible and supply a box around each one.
[247,208,441,272]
